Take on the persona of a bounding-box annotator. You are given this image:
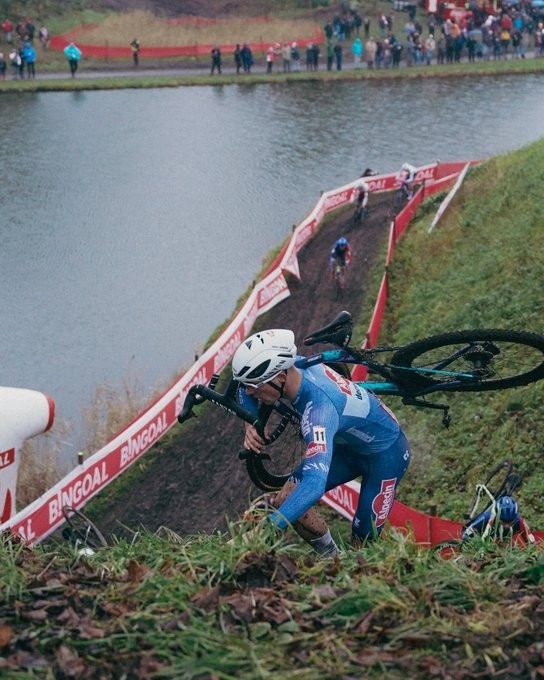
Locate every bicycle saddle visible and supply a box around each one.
[304,311,353,347]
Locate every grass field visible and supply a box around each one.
[70,10,321,46]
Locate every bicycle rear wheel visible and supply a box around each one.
[391,329,544,392]
[352,207,361,226]
[244,409,306,491]
[390,188,406,216]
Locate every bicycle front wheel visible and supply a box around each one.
[62,506,108,550]
[245,409,306,491]
[391,329,544,392]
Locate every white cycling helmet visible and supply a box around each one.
[232,329,297,386]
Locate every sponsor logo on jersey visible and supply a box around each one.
[303,461,329,474]
[306,442,326,458]
[313,425,326,444]
[372,478,397,527]
[346,427,375,443]
[300,401,313,437]
[323,365,370,418]
[0,448,15,470]
[323,365,351,395]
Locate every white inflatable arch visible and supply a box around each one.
[0,387,55,523]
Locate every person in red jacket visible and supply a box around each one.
[2,18,13,44]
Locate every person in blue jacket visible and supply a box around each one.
[232,328,411,557]
[64,42,82,78]
[22,42,36,79]
[352,36,363,67]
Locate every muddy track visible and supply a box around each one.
[98,194,394,539]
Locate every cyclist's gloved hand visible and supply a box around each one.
[244,423,266,453]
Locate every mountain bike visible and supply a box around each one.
[178,311,544,492]
[389,182,413,217]
[61,505,108,553]
[332,262,347,299]
[352,204,369,227]
[463,459,522,527]
[434,460,526,559]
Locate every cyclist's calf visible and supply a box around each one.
[273,480,330,543]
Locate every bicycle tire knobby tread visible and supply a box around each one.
[391,329,544,392]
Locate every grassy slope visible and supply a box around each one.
[380,140,544,523]
[1,523,543,678]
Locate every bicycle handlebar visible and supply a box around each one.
[177,376,266,438]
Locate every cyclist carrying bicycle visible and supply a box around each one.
[232,329,411,557]
[329,237,351,276]
[462,495,536,545]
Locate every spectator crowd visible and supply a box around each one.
[209,0,544,75]
[0,16,49,80]
[2,1,544,82]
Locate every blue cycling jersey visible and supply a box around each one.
[239,360,410,540]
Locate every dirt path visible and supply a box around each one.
[98,194,393,539]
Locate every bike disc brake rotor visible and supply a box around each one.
[462,343,500,376]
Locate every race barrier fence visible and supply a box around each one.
[50,19,324,59]
[5,159,540,545]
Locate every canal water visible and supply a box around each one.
[1,75,543,466]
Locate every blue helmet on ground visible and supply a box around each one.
[496,496,518,522]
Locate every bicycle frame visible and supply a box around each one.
[465,483,497,524]
[298,348,477,396]
[178,342,477,432]
[178,311,536,431]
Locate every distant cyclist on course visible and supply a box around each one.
[462,495,536,545]
[398,161,417,199]
[353,181,369,221]
[232,329,411,557]
[329,236,351,276]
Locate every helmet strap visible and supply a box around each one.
[268,373,286,398]
[269,380,285,398]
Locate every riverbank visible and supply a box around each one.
[1,55,544,92]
